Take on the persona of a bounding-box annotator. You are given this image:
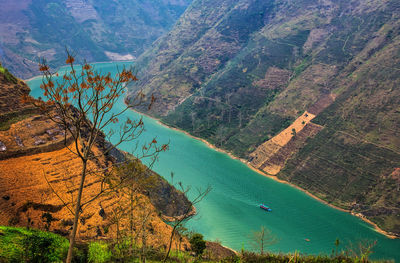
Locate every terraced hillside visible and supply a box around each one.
[0,0,191,78]
[0,67,192,247]
[278,36,400,236]
[127,0,400,236]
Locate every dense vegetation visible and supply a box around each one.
[0,0,191,78]
[0,226,68,262]
[127,0,400,236]
[0,226,393,263]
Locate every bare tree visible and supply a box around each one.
[225,93,233,124]
[22,52,164,262]
[108,158,160,257]
[136,200,153,263]
[163,183,211,262]
[191,112,196,133]
[215,126,226,146]
[238,111,242,129]
[347,239,377,262]
[250,226,278,255]
[108,197,127,245]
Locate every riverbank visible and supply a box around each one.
[23,60,135,82]
[133,110,398,240]
[161,205,197,222]
[23,64,398,241]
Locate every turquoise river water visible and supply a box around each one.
[27,62,400,261]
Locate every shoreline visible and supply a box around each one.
[135,110,398,240]
[161,205,197,222]
[23,62,397,240]
[23,59,135,82]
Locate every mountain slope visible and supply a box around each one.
[127,0,400,236]
[0,67,192,245]
[278,34,400,235]
[0,0,191,78]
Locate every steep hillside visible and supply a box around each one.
[127,0,400,236]
[0,0,191,78]
[0,62,36,132]
[278,35,400,236]
[0,67,192,246]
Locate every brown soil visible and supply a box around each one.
[250,90,337,175]
[258,122,323,175]
[253,67,291,91]
[0,132,188,248]
[0,142,109,237]
[204,241,237,260]
[308,93,336,115]
[0,73,32,115]
[0,114,72,159]
[249,111,316,172]
[390,168,400,182]
[0,73,190,249]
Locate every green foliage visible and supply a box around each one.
[0,226,68,263]
[0,227,390,263]
[0,65,18,84]
[88,242,112,263]
[22,231,68,262]
[292,56,310,78]
[72,244,88,263]
[291,128,296,137]
[41,212,54,231]
[278,33,400,234]
[130,0,400,236]
[189,233,207,257]
[0,111,36,131]
[239,251,357,263]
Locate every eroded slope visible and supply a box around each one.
[0,68,192,247]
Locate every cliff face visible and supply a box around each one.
[127,0,400,236]
[0,68,191,246]
[0,0,191,79]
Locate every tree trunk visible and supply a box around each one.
[130,189,134,256]
[163,224,178,262]
[141,228,147,263]
[261,227,264,255]
[66,160,88,263]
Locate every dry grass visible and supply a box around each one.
[0,140,186,248]
[250,111,319,174]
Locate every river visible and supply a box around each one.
[27,61,400,261]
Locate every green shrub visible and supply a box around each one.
[0,226,68,263]
[72,243,89,263]
[189,233,206,257]
[0,65,18,84]
[22,230,69,263]
[88,241,111,263]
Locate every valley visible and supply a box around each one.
[127,0,400,240]
[0,0,191,79]
[27,62,400,261]
[0,0,399,260]
[0,63,194,253]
